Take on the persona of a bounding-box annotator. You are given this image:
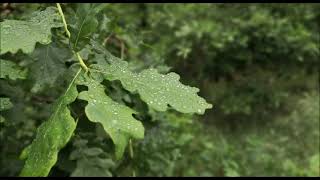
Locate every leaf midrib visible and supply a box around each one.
[50,68,82,123]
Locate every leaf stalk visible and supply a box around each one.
[56,3,89,72]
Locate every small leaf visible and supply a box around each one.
[90,41,212,114]
[0,59,27,80]
[77,74,144,159]
[0,97,13,111]
[19,69,82,177]
[71,157,114,177]
[69,141,115,177]
[0,7,62,55]
[68,4,106,51]
[83,147,104,157]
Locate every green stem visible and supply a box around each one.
[56,3,71,38]
[56,3,88,72]
[129,139,136,177]
[129,139,134,159]
[74,51,89,72]
[121,41,124,60]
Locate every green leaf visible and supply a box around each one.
[0,115,5,123]
[28,43,71,93]
[0,7,62,55]
[19,68,82,177]
[0,59,26,119]
[0,97,13,111]
[69,140,115,177]
[71,157,114,177]
[83,147,104,157]
[0,59,27,80]
[68,4,106,51]
[77,74,144,159]
[90,42,212,114]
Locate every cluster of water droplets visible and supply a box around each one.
[78,77,144,142]
[0,7,62,55]
[102,60,212,114]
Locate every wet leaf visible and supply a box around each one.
[0,7,62,55]
[90,41,212,114]
[77,74,144,159]
[19,69,82,177]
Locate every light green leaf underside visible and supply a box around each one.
[77,74,144,159]
[19,69,82,177]
[0,59,27,80]
[0,97,13,111]
[0,7,62,55]
[90,43,212,114]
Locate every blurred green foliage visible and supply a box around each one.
[0,3,319,176]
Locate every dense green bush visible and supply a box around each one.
[0,3,319,177]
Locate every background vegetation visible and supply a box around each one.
[0,3,319,176]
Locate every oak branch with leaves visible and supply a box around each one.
[0,4,212,176]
